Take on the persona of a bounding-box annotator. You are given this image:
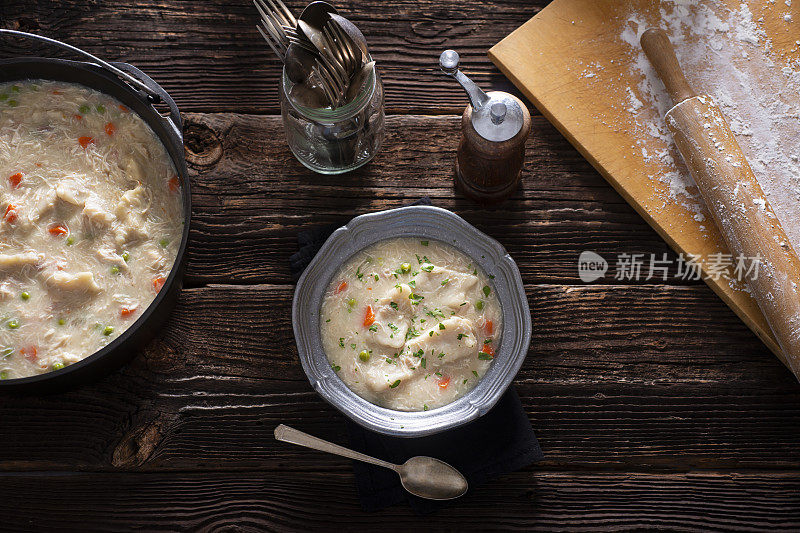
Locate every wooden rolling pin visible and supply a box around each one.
[641,28,800,379]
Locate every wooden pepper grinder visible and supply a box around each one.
[439,50,531,205]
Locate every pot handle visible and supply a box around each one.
[0,29,182,141]
[111,61,183,140]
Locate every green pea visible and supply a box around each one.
[96,104,106,113]
[7,319,19,329]
[159,238,169,248]
[110,266,120,275]
[475,300,484,311]
[11,85,20,93]
[103,325,114,336]
[20,291,30,301]
[7,100,18,107]
[346,297,356,307]
[57,318,65,326]
[66,236,74,245]
[121,251,130,262]
[358,350,370,362]
[51,361,65,371]
[400,262,411,274]
[0,370,8,380]
[79,104,90,114]
[0,94,7,101]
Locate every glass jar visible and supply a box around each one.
[280,64,385,174]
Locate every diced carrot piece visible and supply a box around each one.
[480,343,495,357]
[35,163,41,168]
[48,223,69,236]
[335,281,348,294]
[153,276,166,293]
[8,172,22,188]
[364,305,375,327]
[104,122,115,136]
[485,320,494,336]
[73,114,82,121]
[78,136,94,149]
[120,306,138,318]
[20,346,37,362]
[168,176,180,192]
[3,204,17,224]
[52,90,62,95]
[119,105,128,112]
[438,376,451,389]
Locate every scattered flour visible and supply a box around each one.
[613,0,800,250]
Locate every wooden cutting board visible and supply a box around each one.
[489,0,800,368]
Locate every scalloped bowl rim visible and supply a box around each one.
[292,206,531,437]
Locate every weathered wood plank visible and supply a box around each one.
[2,0,543,114]
[182,113,698,285]
[1,284,797,473]
[2,471,799,531]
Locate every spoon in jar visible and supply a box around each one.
[274,424,469,500]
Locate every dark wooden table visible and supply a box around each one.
[3,1,800,530]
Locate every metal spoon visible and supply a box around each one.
[328,13,368,65]
[274,424,468,500]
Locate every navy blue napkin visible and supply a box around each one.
[288,200,542,514]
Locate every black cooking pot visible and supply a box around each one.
[0,32,191,392]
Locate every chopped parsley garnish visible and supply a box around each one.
[425,308,445,318]
[390,302,398,310]
[421,241,429,246]
[388,323,399,332]
[439,323,445,330]
[413,349,424,358]
[489,274,495,279]
[350,343,357,350]
[406,328,420,340]
[472,370,479,378]
[483,285,491,297]
[457,333,467,340]
[484,338,492,344]
[408,292,423,304]
[339,338,345,348]
[441,278,449,286]
[475,300,484,311]
[429,331,434,336]
[438,352,445,358]
[332,364,341,372]
[423,404,429,411]
[463,379,468,384]
[368,324,378,332]
[408,280,416,288]
[435,371,443,377]
[420,357,426,369]
[389,379,401,388]
[374,274,379,281]
[478,352,494,360]
[459,302,467,306]
[421,264,434,272]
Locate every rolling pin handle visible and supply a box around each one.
[640,28,697,105]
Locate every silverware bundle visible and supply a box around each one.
[255,0,375,108]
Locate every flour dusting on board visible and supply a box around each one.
[608,0,800,248]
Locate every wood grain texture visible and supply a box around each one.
[1,0,543,114]
[1,471,799,532]
[1,284,797,474]
[182,113,700,285]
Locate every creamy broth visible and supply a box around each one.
[320,238,502,411]
[0,80,183,379]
